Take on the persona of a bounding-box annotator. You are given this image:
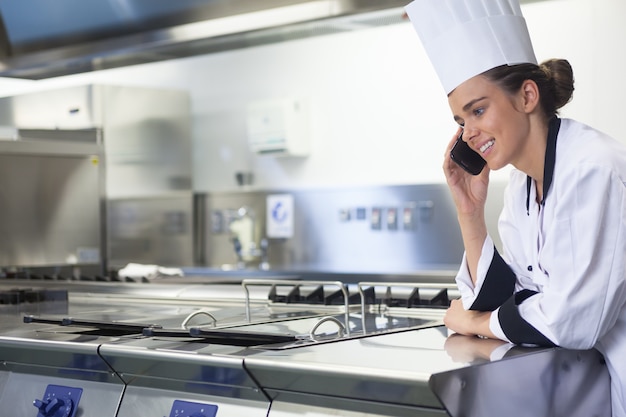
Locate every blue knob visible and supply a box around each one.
[33,396,73,417]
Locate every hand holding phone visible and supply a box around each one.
[449,131,486,175]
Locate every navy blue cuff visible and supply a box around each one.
[469,247,516,311]
[498,289,556,347]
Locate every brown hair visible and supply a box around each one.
[482,59,575,119]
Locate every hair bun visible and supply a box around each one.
[540,59,575,110]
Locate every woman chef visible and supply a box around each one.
[405,0,626,415]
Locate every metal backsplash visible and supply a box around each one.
[0,136,103,268]
[198,184,477,274]
[108,195,194,268]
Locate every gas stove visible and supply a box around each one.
[17,279,452,349]
[0,276,612,417]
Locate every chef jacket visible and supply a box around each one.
[455,118,626,416]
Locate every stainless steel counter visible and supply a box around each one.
[245,329,610,417]
[0,278,611,417]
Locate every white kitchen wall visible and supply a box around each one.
[0,0,622,192]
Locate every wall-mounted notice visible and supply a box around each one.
[267,194,294,238]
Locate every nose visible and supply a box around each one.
[462,126,478,142]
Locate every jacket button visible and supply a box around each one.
[527,265,533,272]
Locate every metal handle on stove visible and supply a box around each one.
[309,316,346,340]
[241,279,351,335]
[181,310,217,329]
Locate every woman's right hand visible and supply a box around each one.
[444,129,490,284]
[443,128,490,217]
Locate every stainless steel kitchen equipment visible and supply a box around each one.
[0,275,611,417]
[0,84,193,272]
[0,130,103,269]
[197,182,506,274]
[0,0,546,80]
[0,0,411,79]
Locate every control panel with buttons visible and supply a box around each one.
[33,384,82,417]
[169,400,219,417]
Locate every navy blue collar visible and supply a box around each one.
[526,117,561,214]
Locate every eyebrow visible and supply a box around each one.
[453,96,488,125]
[463,96,487,112]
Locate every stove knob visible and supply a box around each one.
[33,396,73,417]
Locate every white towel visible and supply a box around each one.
[117,263,184,280]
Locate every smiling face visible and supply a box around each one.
[448,74,536,172]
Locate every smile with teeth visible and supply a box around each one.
[479,139,495,154]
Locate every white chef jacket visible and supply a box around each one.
[455,118,626,416]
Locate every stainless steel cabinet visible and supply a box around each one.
[0,85,193,270]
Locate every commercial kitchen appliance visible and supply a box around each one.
[0,84,194,272]
[0,0,411,79]
[0,274,611,417]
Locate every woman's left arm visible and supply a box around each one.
[444,298,496,338]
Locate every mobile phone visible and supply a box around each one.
[450,131,486,175]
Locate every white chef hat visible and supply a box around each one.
[404,0,537,94]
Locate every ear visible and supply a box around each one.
[520,79,540,113]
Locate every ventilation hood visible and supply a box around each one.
[0,0,409,80]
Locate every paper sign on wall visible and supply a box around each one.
[266,194,294,238]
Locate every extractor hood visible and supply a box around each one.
[0,0,409,80]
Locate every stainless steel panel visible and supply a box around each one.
[0,84,192,198]
[100,85,192,198]
[0,153,102,267]
[0,0,409,79]
[268,399,448,417]
[0,336,117,378]
[246,327,453,409]
[200,184,467,273]
[98,341,259,397]
[100,339,271,417]
[0,133,101,156]
[0,0,548,80]
[430,347,611,417]
[108,195,194,266]
[0,335,124,416]
[0,373,123,417]
[100,85,193,267]
[117,386,269,417]
[0,85,101,129]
